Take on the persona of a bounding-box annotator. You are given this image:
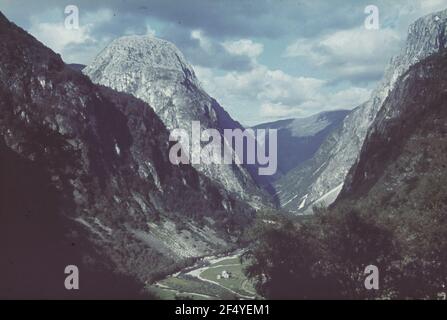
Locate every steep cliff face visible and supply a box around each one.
[339,49,447,202]
[83,35,269,207]
[0,11,253,297]
[277,9,447,214]
[333,50,447,292]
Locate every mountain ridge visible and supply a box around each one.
[253,110,349,178]
[0,10,254,297]
[83,34,272,207]
[339,48,447,201]
[276,8,447,214]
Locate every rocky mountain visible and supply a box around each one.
[253,110,349,178]
[334,48,447,293]
[0,11,254,298]
[339,48,447,203]
[83,35,270,207]
[276,9,447,214]
[241,49,447,300]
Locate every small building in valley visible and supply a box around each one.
[217,270,231,280]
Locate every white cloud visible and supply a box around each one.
[146,24,157,37]
[284,27,402,81]
[222,39,264,58]
[28,9,114,64]
[260,102,304,119]
[195,63,371,124]
[197,64,325,105]
[326,87,371,109]
[29,22,93,54]
[418,0,447,13]
[191,29,213,52]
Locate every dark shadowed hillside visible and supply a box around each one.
[0,11,254,298]
[244,49,447,300]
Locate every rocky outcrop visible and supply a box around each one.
[84,35,270,207]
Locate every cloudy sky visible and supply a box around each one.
[1,0,446,125]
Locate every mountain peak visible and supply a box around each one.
[287,110,350,138]
[84,34,197,84]
[409,8,447,31]
[275,9,447,214]
[84,32,268,204]
[404,8,447,63]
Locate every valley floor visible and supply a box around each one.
[148,251,259,300]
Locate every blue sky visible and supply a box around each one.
[1,0,446,125]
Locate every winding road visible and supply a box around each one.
[186,264,255,300]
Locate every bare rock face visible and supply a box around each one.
[0,11,254,298]
[340,48,447,201]
[277,9,447,214]
[84,35,270,207]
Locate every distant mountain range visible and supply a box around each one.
[253,110,349,178]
